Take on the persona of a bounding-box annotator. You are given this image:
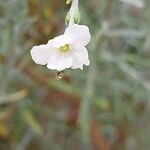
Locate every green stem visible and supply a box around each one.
[78,30,103,143]
[68,0,79,26]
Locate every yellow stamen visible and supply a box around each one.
[59,44,72,53]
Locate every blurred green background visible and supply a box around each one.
[0,0,150,149]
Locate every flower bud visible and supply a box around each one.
[74,11,81,24]
[66,0,72,5]
[65,10,81,25]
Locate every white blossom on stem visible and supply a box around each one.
[31,24,91,71]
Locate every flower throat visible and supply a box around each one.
[59,44,72,52]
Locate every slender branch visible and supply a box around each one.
[78,30,103,143]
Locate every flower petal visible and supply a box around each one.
[71,45,90,70]
[31,44,53,65]
[64,24,91,46]
[47,54,73,71]
[48,35,71,48]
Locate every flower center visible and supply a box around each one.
[59,44,72,53]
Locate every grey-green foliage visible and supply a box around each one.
[0,0,150,149]
[0,1,36,148]
[75,0,150,148]
[0,0,31,51]
[0,0,34,92]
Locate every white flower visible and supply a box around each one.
[31,24,91,71]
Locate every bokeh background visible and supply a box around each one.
[0,0,150,149]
